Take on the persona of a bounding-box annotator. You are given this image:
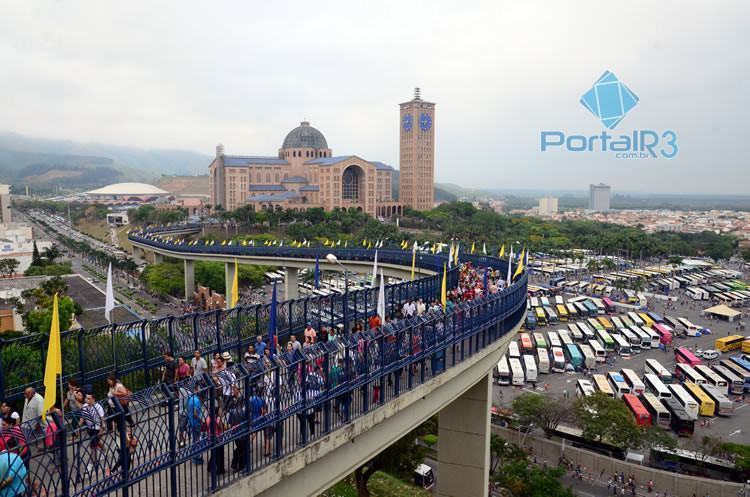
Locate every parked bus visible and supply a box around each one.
[683,381,716,417]
[644,373,672,400]
[523,354,538,383]
[675,363,707,385]
[675,347,702,366]
[664,316,686,336]
[743,339,750,354]
[653,323,673,345]
[694,365,728,392]
[507,341,521,359]
[536,348,550,374]
[729,355,750,374]
[678,318,702,337]
[597,316,614,331]
[601,297,615,313]
[719,359,750,391]
[712,365,744,395]
[607,372,631,398]
[627,311,644,327]
[554,295,564,306]
[587,317,605,332]
[592,298,606,314]
[640,392,671,428]
[541,296,551,307]
[578,343,597,369]
[647,311,664,324]
[532,332,548,349]
[496,356,511,385]
[576,379,596,398]
[567,323,583,342]
[525,311,537,330]
[611,316,624,330]
[565,344,583,369]
[612,334,632,357]
[715,335,746,353]
[547,331,561,348]
[596,329,615,351]
[623,393,651,426]
[645,359,672,383]
[509,358,525,386]
[631,326,651,349]
[642,327,661,348]
[519,333,534,354]
[565,303,578,320]
[621,368,646,395]
[584,300,599,316]
[620,315,634,327]
[592,374,615,398]
[663,398,695,436]
[558,330,573,346]
[669,384,699,420]
[556,304,569,322]
[638,312,654,327]
[534,307,546,325]
[700,384,734,416]
[551,347,566,372]
[620,328,641,353]
[545,307,559,324]
[588,339,606,363]
[574,302,590,317]
[530,297,540,308]
[577,321,595,339]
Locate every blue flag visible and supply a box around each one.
[314,253,320,290]
[269,282,277,355]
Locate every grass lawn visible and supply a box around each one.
[75,218,110,242]
[116,225,133,252]
[320,471,431,497]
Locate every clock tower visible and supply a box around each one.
[399,88,435,210]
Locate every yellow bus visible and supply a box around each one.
[683,381,716,417]
[597,316,614,331]
[592,373,614,398]
[556,304,569,322]
[638,312,654,327]
[715,335,746,353]
[535,307,546,325]
[743,339,750,354]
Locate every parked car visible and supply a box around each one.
[697,349,720,360]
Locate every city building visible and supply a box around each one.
[85,183,170,205]
[106,211,129,226]
[589,183,611,211]
[399,88,436,210]
[538,196,558,216]
[0,223,52,274]
[209,121,402,218]
[0,184,12,223]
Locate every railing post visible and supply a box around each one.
[115,399,130,497]
[165,385,178,497]
[407,325,414,390]
[378,333,386,406]
[274,360,282,459]
[243,369,252,474]
[56,411,70,497]
[323,350,331,434]
[214,309,222,353]
[362,336,369,413]
[140,321,150,386]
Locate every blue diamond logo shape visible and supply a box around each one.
[580,71,639,129]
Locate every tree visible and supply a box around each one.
[686,435,725,472]
[586,259,600,272]
[0,258,20,277]
[634,424,678,452]
[22,295,77,334]
[574,392,640,448]
[32,241,41,266]
[42,244,61,264]
[512,392,573,438]
[353,428,425,497]
[491,439,574,497]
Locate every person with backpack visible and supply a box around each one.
[105,375,134,430]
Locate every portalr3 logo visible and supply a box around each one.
[541,70,678,159]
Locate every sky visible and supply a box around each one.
[0,1,748,194]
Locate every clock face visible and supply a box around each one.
[402,114,413,131]
[419,112,432,131]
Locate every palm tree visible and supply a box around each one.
[586,259,600,273]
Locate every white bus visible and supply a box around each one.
[619,328,641,353]
[627,311,644,327]
[700,383,734,416]
[694,365,729,392]
[611,316,624,330]
[676,363,707,385]
[612,334,632,357]
[576,379,596,398]
[712,365,744,395]
[567,323,584,341]
[558,330,573,346]
[523,354,538,383]
[496,356,511,385]
[621,368,646,395]
[669,383,699,419]
[588,339,606,363]
[607,372,632,398]
[541,297,551,307]
[507,341,521,359]
[640,392,671,428]
[644,373,672,400]
[551,347,566,372]
[555,295,564,305]
[578,343,597,369]
[547,331,561,348]
[630,326,651,349]
[642,326,661,348]
[537,348,550,374]
[509,358,525,386]
[645,359,672,383]
[577,321,595,339]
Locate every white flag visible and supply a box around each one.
[377,270,386,321]
[506,245,513,287]
[371,249,378,287]
[105,262,116,323]
[482,243,487,255]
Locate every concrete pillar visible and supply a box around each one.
[184,259,195,301]
[154,252,164,264]
[284,267,299,300]
[437,372,491,497]
[225,262,237,308]
[132,246,144,265]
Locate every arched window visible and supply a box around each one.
[342,165,363,201]
[275,173,280,183]
[266,173,271,183]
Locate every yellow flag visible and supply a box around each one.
[441,263,447,309]
[453,243,459,266]
[513,248,525,280]
[499,244,505,258]
[411,245,417,281]
[230,259,239,307]
[43,294,62,418]
[471,242,475,254]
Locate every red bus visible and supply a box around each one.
[653,323,673,345]
[519,333,534,353]
[674,346,702,367]
[601,297,615,314]
[623,393,652,426]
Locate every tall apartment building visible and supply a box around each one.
[538,196,559,215]
[399,88,435,210]
[589,183,611,211]
[0,185,11,223]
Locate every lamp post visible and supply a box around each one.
[326,253,352,422]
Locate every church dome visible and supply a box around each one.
[282,121,328,150]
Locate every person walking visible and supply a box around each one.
[105,374,134,430]
[79,392,105,473]
[21,387,45,446]
[191,350,208,377]
[161,352,178,385]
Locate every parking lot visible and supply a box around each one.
[492,289,750,446]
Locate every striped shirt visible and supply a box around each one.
[81,403,105,431]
